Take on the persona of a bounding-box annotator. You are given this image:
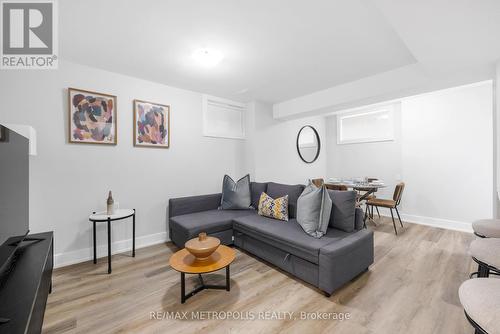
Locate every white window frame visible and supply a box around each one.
[337,104,396,145]
[202,94,246,140]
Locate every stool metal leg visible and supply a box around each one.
[107,218,112,274]
[93,220,97,264]
[132,209,136,257]
[478,263,490,278]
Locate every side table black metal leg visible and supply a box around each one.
[226,265,230,291]
[50,237,54,293]
[181,272,186,304]
[93,220,97,264]
[107,218,112,274]
[132,209,136,257]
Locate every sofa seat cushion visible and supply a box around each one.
[233,214,350,264]
[170,209,256,241]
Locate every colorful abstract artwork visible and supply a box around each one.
[134,100,170,148]
[68,88,117,145]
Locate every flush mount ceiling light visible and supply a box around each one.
[192,48,224,68]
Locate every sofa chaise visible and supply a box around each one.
[168,181,374,296]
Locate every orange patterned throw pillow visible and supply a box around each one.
[257,192,289,221]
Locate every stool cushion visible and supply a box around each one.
[459,278,500,334]
[469,238,500,269]
[472,219,500,238]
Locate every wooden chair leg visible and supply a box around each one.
[375,206,380,218]
[395,207,403,228]
[390,208,398,235]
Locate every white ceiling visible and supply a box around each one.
[60,0,500,104]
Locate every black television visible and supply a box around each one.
[0,125,29,276]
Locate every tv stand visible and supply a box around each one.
[0,232,53,334]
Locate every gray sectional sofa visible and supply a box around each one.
[169,181,374,296]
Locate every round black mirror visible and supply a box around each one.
[296,125,320,163]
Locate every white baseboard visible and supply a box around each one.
[54,232,169,268]
[377,210,473,233]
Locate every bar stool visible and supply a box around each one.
[459,278,500,334]
[469,238,500,278]
[472,219,500,238]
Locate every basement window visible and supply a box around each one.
[337,104,396,144]
[202,95,246,139]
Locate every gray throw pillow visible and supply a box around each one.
[327,190,356,232]
[296,180,332,238]
[266,182,305,218]
[220,174,252,210]
[250,182,268,209]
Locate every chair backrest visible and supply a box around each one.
[312,178,324,187]
[325,184,348,191]
[393,182,405,205]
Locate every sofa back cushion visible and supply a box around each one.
[220,174,252,210]
[266,182,305,218]
[250,182,268,209]
[327,190,356,232]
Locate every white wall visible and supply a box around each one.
[246,102,327,184]
[326,81,494,231]
[1,60,491,267]
[0,60,245,266]
[401,82,493,229]
[496,61,500,217]
[326,104,402,200]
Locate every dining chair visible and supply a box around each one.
[325,184,348,191]
[312,178,324,187]
[366,182,405,235]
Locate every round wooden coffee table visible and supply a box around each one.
[169,245,235,303]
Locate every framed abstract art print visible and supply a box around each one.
[133,100,170,148]
[68,88,117,145]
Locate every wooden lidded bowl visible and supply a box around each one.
[185,233,221,261]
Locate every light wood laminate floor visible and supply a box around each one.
[43,218,477,334]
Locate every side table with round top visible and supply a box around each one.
[169,245,235,303]
[89,209,136,274]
